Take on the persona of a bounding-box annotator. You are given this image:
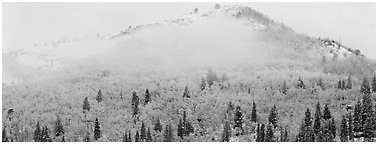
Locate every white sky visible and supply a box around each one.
[2,2,376,59]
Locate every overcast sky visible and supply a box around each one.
[3,2,376,59]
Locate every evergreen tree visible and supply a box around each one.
[340,115,348,142]
[43,126,52,142]
[83,97,91,113]
[268,104,278,128]
[265,124,275,142]
[144,89,151,105]
[372,76,376,93]
[147,128,152,142]
[297,76,305,89]
[122,131,129,142]
[330,118,336,138]
[323,104,332,120]
[96,89,103,103]
[347,113,354,141]
[318,78,325,90]
[341,80,346,90]
[283,127,289,142]
[346,75,352,89]
[177,118,184,139]
[323,122,333,142]
[360,77,371,94]
[314,102,322,138]
[353,100,362,134]
[251,101,257,123]
[94,117,101,141]
[163,124,173,142]
[256,124,261,142]
[183,111,194,136]
[260,124,265,142]
[120,92,123,100]
[140,121,146,141]
[338,80,342,89]
[2,127,8,142]
[153,118,162,132]
[54,115,64,137]
[135,131,139,142]
[183,86,190,98]
[34,122,41,142]
[362,94,374,139]
[132,91,139,116]
[297,108,315,142]
[221,121,231,142]
[234,106,243,130]
[128,130,132,142]
[62,135,65,142]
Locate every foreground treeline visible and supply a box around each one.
[2,72,376,142]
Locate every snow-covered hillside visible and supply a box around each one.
[2,5,367,85]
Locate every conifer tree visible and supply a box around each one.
[123,130,128,142]
[94,117,101,141]
[362,94,374,139]
[297,108,315,142]
[177,118,184,139]
[234,106,243,132]
[323,104,332,120]
[163,124,173,142]
[96,89,103,103]
[260,124,265,142]
[353,100,362,134]
[54,115,64,137]
[347,114,354,141]
[256,124,261,142]
[83,97,91,113]
[183,111,194,136]
[338,80,342,89]
[268,104,278,128]
[340,115,348,142]
[265,124,274,142]
[346,75,352,89]
[314,102,322,138]
[62,135,65,142]
[140,121,146,141]
[34,122,41,142]
[147,128,152,142]
[183,86,190,98]
[371,76,376,93]
[330,118,336,138]
[43,126,52,142]
[360,77,371,94]
[221,121,231,142]
[283,127,288,142]
[2,127,8,142]
[128,130,132,142]
[251,101,257,123]
[318,78,325,90]
[322,122,333,142]
[144,89,151,105]
[132,91,139,116]
[154,118,162,132]
[135,131,139,142]
[342,80,346,90]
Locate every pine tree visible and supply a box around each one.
[265,124,275,142]
[234,106,243,130]
[132,91,139,116]
[144,89,151,105]
[163,124,173,142]
[140,121,146,141]
[283,127,288,142]
[62,135,65,142]
[146,128,152,142]
[135,131,139,142]
[183,86,190,98]
[338,80,342,89]
[297,108,315,142]
[260,124,265,142]
[346,75,352,89]
[2,127,8,142]
[123,130,128,142]
[360,77,371,94]
[34,122,41,142]
[347,113,354,141]
[340,115,348,142]
[94,117,101,141]
[362,94,374,139]
[330,118,336,138]
[120,92,123,100]
[183,111,194,136]
[341,80,346,90]
[268,104,278,128]
[323,122,333,142]
[128,130,132,142]
[256,123,261,142]
[314,102,322,139]
[371,76,376,93]
[323,104,332,120]
[83,97,91,113]
[221,121,231,142]
[177,118,184,139]
[353,100,362,134]
[318,78,325,90]
[153,118,162,132]
[54,115,64,137]
[251,101,257,123]
[43,126,51,142]
[96,89,103,103]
